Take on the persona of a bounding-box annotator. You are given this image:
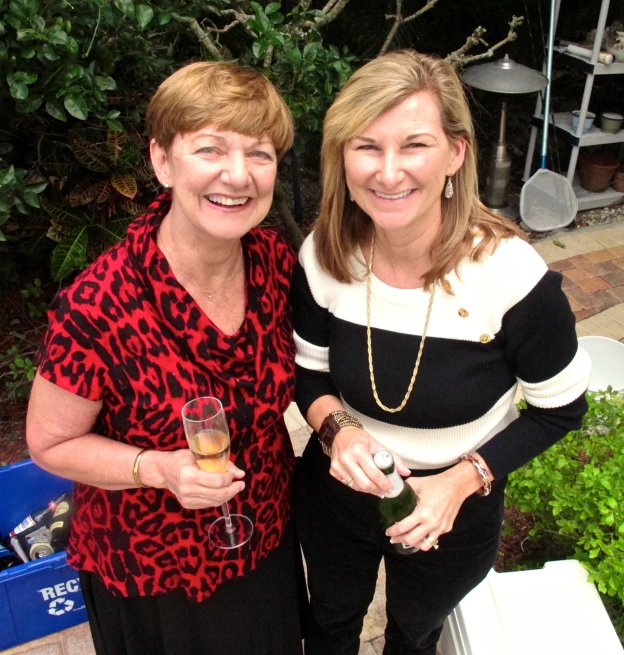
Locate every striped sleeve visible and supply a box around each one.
[477,268,590,478]
[291,253,340,419]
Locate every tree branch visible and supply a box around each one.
[379,0,441,56]
[379,0,402,57]
[210,18,244,34]
[210,8,256,38]
[445,25,487,60]
[445,16,524,68]
[263,44,275,69]
[301,0,351,29]
[321,0,341,13]
[188,19,223,59]
[402,0,441,25]
[273,179,304,250]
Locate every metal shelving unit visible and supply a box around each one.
[523,0,624,211]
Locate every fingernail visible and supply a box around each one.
[379,494,386,499]
[389,538,397,544]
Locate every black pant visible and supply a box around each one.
[294,438,505,655]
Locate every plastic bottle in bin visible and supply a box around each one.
[9,502,54,537]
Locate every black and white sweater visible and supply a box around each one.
[292,232,590,479]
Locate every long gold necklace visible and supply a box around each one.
[158,232,242,301]
[366,229,435,413]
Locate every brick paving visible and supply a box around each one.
[551,248,624,323]
[533,222,624,342]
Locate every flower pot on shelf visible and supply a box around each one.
[578,153,619,192]
[601,112,623,133]
[571,110,595,133]
[613,165,624,192]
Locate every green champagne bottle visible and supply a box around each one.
[374,450,419,555]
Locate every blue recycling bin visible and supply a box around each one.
[0,459,87,650]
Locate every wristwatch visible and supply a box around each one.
[318,410,364,456]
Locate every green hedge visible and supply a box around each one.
[507,390,624,638]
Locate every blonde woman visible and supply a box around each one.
[27,62,303,654]
[292,50,589,655]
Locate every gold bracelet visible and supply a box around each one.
[133,449,149,488]
[318,410,364,457]
[459,453,492,496]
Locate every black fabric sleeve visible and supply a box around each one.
[291,262,340,420]
[477,271,588,478]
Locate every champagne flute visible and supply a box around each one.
[181,396,253,549]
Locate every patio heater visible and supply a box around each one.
[462,55,547,218]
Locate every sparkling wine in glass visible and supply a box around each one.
[181,397,253,549]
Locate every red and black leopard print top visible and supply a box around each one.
[38,193,297,601]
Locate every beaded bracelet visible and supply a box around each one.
[133,449,148,488]
[459,453,492,496]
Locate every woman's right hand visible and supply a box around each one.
[160,449,246,510]
[329,427,411,496]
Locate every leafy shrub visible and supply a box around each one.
[0,158,47,241]
[0,0,175,123]
[0,278,48,400]
[506,390,624,637]
[41,126,150,280]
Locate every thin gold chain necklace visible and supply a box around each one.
[158,232,242,301]
[366,229,435,413]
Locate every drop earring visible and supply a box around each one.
[349,193,354,202]
[444,176,453,199]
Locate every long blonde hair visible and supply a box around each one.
[315,49,522,287]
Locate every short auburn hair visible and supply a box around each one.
[146,61,294,158]
[315,50,522,288]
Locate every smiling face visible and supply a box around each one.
[150,126,277,244]
[343,91,466,240]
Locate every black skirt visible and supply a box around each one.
[79,524,305,655]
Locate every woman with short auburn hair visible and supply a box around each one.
[27,61,303,654]
[292,50,589,654]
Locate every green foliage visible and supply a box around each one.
[0,0,357,277]
[0,0,178,277]
[507,390,624,637]
[40,197,132,281]
[0,0,172,124]
[35,125,147,280]
[3,343,37,395]
[0,278,47,399]
[241,2,357,135]
[20,277,46,317]
[0,147,47,241]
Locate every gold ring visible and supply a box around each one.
[426,535,439,549]
[342,477,354,488]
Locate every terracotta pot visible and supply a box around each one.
[613,165,624,192]
[579,153,619,192]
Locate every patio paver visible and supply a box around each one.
[533,222,624,343]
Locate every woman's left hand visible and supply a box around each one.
[384,470,468,552]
